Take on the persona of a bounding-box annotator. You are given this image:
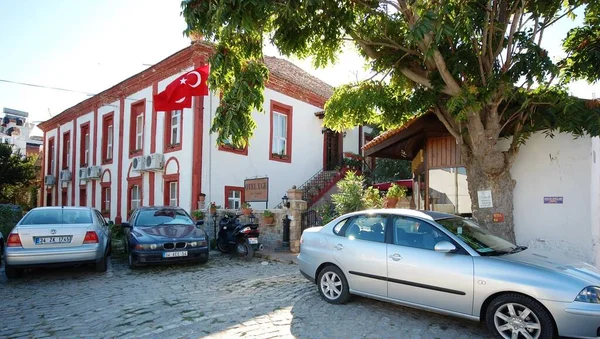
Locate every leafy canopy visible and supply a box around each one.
[0,143,37,203]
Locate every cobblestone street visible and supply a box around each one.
[1,253,493,339]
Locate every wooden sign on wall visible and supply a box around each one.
[244,177,269,202]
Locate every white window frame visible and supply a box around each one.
[228,190,242,210]
[169,181,178,206]
[65,138,70,168]
[131,185,141,210]
[170,110,181,145]
[107,124,113,160]
[50,143,55,175]
[84,132,90,165]
[272,112,287,155]
[104,187,111,212]
[135,114,143,150]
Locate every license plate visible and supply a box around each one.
[163,251,188,258]
[34,236,72,245]
[248,238,258,244]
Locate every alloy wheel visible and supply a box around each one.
[320,271,343,300]
[494,302,541,339]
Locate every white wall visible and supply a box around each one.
[343,127,360,154]
[201,88,325,209]
[501,132,594,264]
[591,137,600,266]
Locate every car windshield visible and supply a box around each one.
[134,209,193,226]
[20,209,93,225]
[435,217,520,256]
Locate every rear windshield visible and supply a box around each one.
[20,209,93,225]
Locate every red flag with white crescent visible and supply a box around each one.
[153,65,209,111]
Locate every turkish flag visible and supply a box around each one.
[153,65,209,111]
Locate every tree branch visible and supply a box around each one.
[433,105,462,143]
[503,4,523,72]
[399,68,455,96]
[432,50,461,95]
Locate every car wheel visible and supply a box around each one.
[198,253,208,265]
[128,252,138,269]
[95,253,108,272]
[5,264,23,279]
[317,265,350,304]
[486,293,555,339]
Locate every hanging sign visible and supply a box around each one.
[244,177,269,202]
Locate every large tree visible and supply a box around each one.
[182,0,600,242]
[0,143,37,204]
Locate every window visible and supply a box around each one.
[130,185,141,210]
[391,216,452,251]
[169,182,178,206]
[79,187,87,207]
[129,100,145,156]
[164,110,183,153]
[333,218,349,235]
[48,137,55,175]
[62,132,70,169]
[102,113,114,163]
[344,214,387,243]
[224,186,244,209]
[170,110,180,145]
[218,137,248,155]
[80,123,90,166]
[101,186,111,215]
[269,101,293,163]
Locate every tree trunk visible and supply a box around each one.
[463,150,517,243]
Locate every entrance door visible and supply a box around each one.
[324,130,342,170]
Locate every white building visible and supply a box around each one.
[38,43,364,224]
[1,108,42,156]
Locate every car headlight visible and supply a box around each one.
[575,286,600,303]
[135,244,159,250]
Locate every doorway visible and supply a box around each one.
[324,129,342,170]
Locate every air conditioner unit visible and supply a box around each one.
[87,166,102,180]
[79,167,89,181]
[145,153,164,171]
[44,175,56,186]
[132,156,145,172]
[60,169,72,181]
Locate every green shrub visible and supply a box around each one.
[315,201,338,225]
[363,186,384,209]
[0,206,22,238]
[263,210,274,217]
[110,223,125,240]
[386,183,407,198]
[331,171,365,215]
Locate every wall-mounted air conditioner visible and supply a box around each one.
[79,167,89,181]
[59,169,72,181]
[144,153,164,171]
[87,166,102,180]
[132,156,145,172]
[44,175,56,186]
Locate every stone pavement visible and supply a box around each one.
[0,251,493,339]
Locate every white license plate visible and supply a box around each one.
[35,236,72,245]
[163,251,188,258]
[248,238,258,244]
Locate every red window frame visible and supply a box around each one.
[129,100,145,158]
[47,137,55,175]
[269,100,293,163]
[164,110,183,153]
[218,142,248,156]
[224,186,245,209]
[79,122,90,166]
[79,187,87,207]
[163,173,180,206]
[127,177,143,215]
[102,112,114,164]
[101,183,111,217]
[62,131,70,170]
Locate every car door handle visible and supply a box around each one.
[334,244,344,250]
[389,253,402,261]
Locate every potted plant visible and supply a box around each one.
[192,210,205,221]
[385,183,407,208]
[209,202,220,214]
[241,202,252,216]
[263,210,275,225]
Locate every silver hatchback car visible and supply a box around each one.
[4,207,112,278]
[298,209,600,339]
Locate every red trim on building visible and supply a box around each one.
[116,98,125,224]
[62,131,70,169]
[101,112,115,164]
[269,100,293,163]
[71,118,77,205]
[127,176,143,219]
[79,186,87,207]
[55,127,60,206]
[218,143,248,156]
[41,131,46,206]
[47,137,55,175]
[191,87,205,211]
[163,173,180,206]
[164,109,184,154]
[92,109,98,208]
[79,122,90,166]
[100,169,112,217]
[149,83,158,206]
[224,186,245,208]
[129,99,145,158]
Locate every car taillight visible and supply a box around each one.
[83,231,99,244]
[7,233,22,247]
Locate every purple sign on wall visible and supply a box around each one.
[544,196,563,204]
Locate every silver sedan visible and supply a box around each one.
[4,207,112,278]
[298,209,600,339]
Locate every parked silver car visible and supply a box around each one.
[298,209,600,339]
[4,207,112,279]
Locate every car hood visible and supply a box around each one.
[133,224,205,240]
[500,249,600,285]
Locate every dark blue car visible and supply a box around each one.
[122,206,208,268]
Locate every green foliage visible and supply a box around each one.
[370,158,412,183]
[362,186,383,210]
[0,144,37,203]
[263,210,274,217]
[386,184,407,199]
[110,223,125,240]
[192,210,205,220]
[563,2,600,83]
[331,171,365,215]
[315,201,338,225]
[0,206,21,239]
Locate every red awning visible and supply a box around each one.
[371,180,414,190]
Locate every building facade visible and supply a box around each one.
[38,43,362,224]
[1,108,42,156]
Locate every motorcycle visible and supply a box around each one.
[217,213,263,260]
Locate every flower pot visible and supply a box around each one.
[385,197,398,208]
[209,207,217,215]
[263,216,274,225]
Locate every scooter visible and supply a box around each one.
[217,213,263,260]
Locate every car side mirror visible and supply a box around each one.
[434,241,457,253]
[121,222,131,229]
[107,220,114,226]
[196,220,204,226]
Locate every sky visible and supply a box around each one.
[0,0,598,136]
